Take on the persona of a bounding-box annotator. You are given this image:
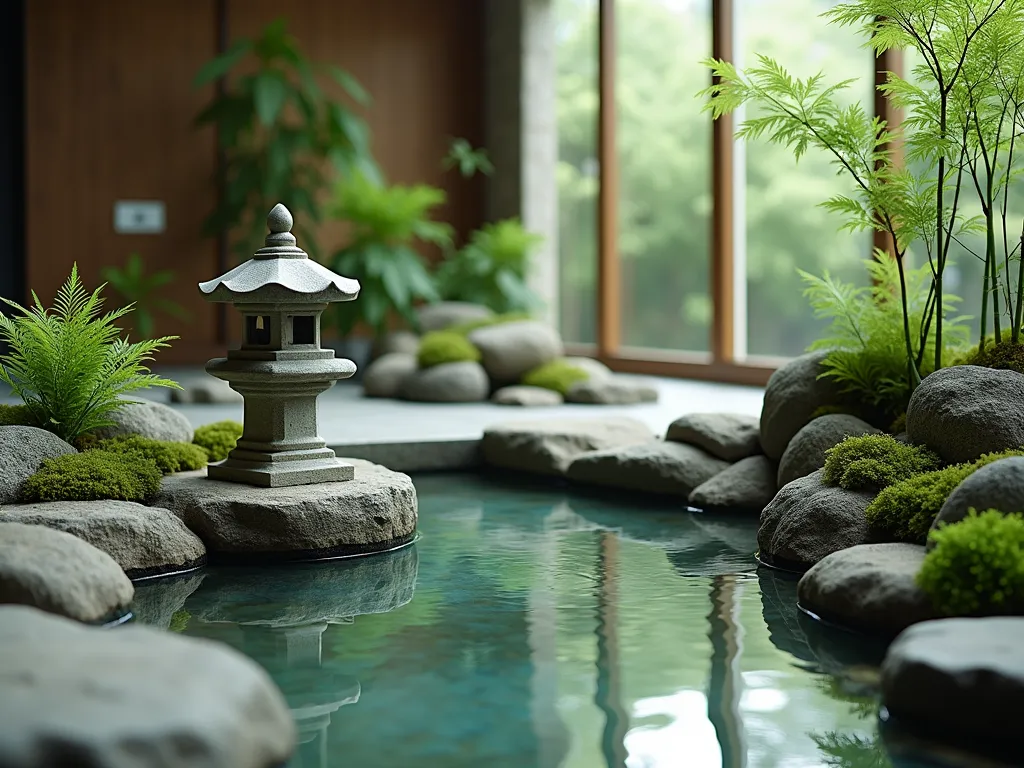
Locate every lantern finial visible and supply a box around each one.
[265,203,297,249]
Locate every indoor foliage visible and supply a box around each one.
[101,253,187,339]
[918,509,1024,616]
[0,265,180,444]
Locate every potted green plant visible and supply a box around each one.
[325,171,451,369]
[193,18,378,264]
[434,218,544,314]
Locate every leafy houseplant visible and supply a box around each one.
[101,253,187,338]
[327,172,451,341]
[435,218,544,314]
[702,0,1024,400]
[193,18,378,263]
[0,265,180,445]
[443,138,494,178]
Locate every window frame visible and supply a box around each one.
[578,1,902,386]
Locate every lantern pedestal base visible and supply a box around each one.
[208,455,355,488]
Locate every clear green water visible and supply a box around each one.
[134,472,901,768]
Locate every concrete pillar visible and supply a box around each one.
[484,0,560,327]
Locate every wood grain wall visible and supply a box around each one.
[25,0,485,363]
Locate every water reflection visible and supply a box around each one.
[134,473,907,768]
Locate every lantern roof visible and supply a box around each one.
[199,204,360,304]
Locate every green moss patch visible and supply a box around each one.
[866,449,1024,543]
[19,449,163,503]
[193,420,243,462]
[954,340,1024,375]
[822,434,942,492]
[417,331,482,368]
[919,509,1024,616]
[521,360,590,396]
[98,435,208,475]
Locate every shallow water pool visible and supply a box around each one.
[134,472,904,768]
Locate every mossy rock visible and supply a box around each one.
[97,436,208,475]
[954,339,1024,375]
[446,312,533,336]
[193,420,243,463]
[521,360,590,396]
[822,434,943,492]
[417,331,482,368]
[918,509,1024,616]
[866,449,1024,543]
[18,449,163,503]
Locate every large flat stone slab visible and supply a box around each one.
[0,522,134,623]
[0,605,295,768]
[481,417,655,476]
[0,501,206,580]
[882,617,1024,747]
[666,412,760,461]
[153,460,417,561]
[566,440,728,497]
[798,543,938,637]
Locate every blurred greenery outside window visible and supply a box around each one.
[554,0,879,358]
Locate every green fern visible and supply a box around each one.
[801,255,968,421]
[0,264,181,444]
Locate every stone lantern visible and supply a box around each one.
[198,203,360,487]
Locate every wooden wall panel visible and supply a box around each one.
[26,0,221,364]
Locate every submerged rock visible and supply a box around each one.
[666,412,761,461]
[92,397,194,444]
[153,460,417,560]
[798,543,937,637]
[566,440,729,497]
[757,469,874,570]
[777,414,879,487]
[0,426,77,504]
[0,501,206,580]
[482,417,654,476]
[0,522,133,623]
[491,385,564,406]
[906,365,1024,464]
[882,617,1024,747]
[400,361,490,402]
[0,604,295,768]
[759,351,843,460]
[689,455,777,512]
[363,352,418,398]
[469,320,562,383]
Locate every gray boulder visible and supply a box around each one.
[563,356,613,380]
[400,361,489,402]
[130,572,206,630]
[758,469,875,570]
[417,301,493,332]
[882,617,1024,744]
[689,455,777,512]
[170,377,242,404]
[469,320,563,383]
[482,417,655,476]
[931,455,1024,547]
[798,543,937,637]
[492,385,564,406]
[666,412,761,461]
[154,460,417,559]
[92,397,194,443]
[0,426,77,504]
[0,604,295,768]
[0,522,133,623]
[566,377,659,405]
[759,351,843,460]
[907,365,1024,464]
[0,501,206,580]
[373,329,421,358]
[777,414,880,487]
[363,352,418,398]
[566,440,729,497]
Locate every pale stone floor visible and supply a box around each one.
[2,368,766,471]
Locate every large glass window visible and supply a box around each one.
[616,0,713,353]
[556,0,600,345]
[738,0,874,359]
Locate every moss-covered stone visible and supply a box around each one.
[823,434,942,492]
[521,360,590,396]
[97,436,208,475]
[866,449,1024,543]
[416,331,482,368]
[18,449,163,503]
[192,420,243,462]
[446,311,533,336]
[918,509,1024,616]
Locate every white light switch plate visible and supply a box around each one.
[114,200,166,234]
